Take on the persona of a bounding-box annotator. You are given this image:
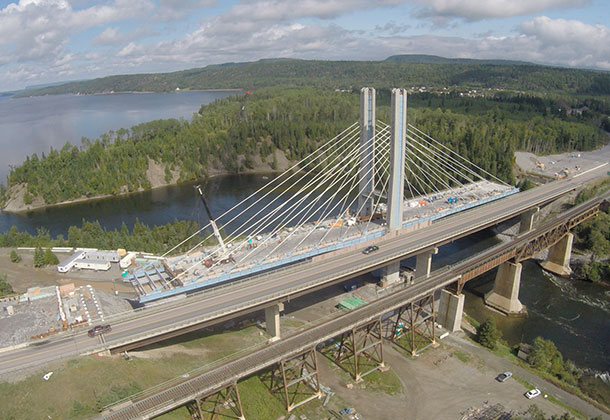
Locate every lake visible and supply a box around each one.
[0,90,236,183]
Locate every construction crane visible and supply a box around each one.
[195,185,226,252]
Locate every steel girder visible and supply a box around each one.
[333,317,384,381]
[391,293,436,355]
[187,382,245,420]
[264,347,322,412]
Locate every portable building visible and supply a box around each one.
[57,251,86,273]
[73,260,111,271]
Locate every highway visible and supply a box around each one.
[0,165,606,377]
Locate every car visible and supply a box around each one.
[362,245,379,254]
[496,371,513,382]
[88,324,112,337]
[525,388,541,399]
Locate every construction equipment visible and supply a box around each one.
[195,185,226,252]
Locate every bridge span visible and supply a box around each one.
[96,187,610,420]
[0,165,606,377]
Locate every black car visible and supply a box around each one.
[88,324,112,337]
[496,371,513,382]
[362,245,379,254]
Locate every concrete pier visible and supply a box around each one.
[519,207,539,234]
[484,261,526,316]
[382,262,401,285]
[265,302,284,341]
[415,247,438,280]
[540,233,573,276]
[438,290,464,332]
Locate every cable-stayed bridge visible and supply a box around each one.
[125,88,517,303]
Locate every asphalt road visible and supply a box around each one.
[0,165,606,377]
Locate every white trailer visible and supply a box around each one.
[73,260,111,271]
[120,252,137,269]
[57,251,86,273]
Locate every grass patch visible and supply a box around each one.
[463,313,480,329]
[360,366,402,396]
[454,349,471,363]
[0,326,267,419]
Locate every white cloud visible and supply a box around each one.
[0,0,154,60]
[154,0,216,21]
[225,0,405,22]
[415,0,590,21]
[519,16,610,69]
[93,27,123,45]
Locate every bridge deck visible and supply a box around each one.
[129,182,516,302]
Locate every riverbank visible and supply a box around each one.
[14,88,243,99]
[2,150,292,213]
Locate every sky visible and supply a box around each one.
[0,0,609,92]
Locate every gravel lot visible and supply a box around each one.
[515,144,610,180]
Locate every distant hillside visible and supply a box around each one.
[384,54,534,66]
[14,56,610,98]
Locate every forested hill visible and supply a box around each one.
[13,56,610,98]
[2,87,608,211]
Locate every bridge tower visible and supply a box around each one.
[387,88,407,230]
[359,87,375,216]
[382,88,407,285]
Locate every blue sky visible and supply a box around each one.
[0,0,608,91]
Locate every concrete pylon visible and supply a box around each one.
[265,302,284,341]
[387,88,407,231]
[484,261,526,316]
[359,87,375,216]
[383,88,407,286]
[415,247,438,280]
[540,233,573,276]
[519,207,539,234]
[438,289,464,332]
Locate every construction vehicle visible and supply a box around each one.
[195,185,226,252]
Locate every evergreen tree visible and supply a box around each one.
[0,273,13,297]
[9,250,21,263]
[33,246,45,267]
[43,248,59,265]
[476,317,501,349]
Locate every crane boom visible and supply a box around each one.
[195,185,226,252]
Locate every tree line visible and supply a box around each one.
[0,219,215,256]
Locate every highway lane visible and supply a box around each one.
[0,166,606,376]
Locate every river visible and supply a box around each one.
[0,93,607,372]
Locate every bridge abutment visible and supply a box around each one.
[438,289,464,332]
[519,206,539,234]
[484,261,526,316]
[539,233,573,276]
[265,302,284,341]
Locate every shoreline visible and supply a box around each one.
[1,167,288,214]
[13,88,243,99]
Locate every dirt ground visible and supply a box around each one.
[314,343,567,420]
[284,286,571,420]
[0,247,134,294]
